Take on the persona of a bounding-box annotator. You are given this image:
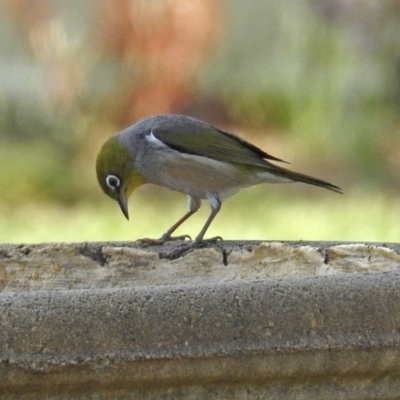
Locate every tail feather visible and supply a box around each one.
[267,164,343,194]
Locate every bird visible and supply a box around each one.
[96,114,342,249]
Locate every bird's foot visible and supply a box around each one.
[137,234,191,246]
[161,234,192,242]
[198,236,223,244]
[166,236,223,260]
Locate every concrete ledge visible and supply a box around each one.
[1,241,400,399]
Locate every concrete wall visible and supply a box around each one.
[1,241,400,399]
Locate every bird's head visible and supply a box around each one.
[96,135,146,220]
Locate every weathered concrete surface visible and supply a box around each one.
[2,241,400,291]
[1,241,400,399]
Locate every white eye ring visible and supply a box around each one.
[106,174,120,191]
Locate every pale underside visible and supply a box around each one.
[136,133,291,204]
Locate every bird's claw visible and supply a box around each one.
[137,235,223,257]
[137,234,191,247]
[167,236,224,260]
[197,236,223,244]
[161,234,192,242]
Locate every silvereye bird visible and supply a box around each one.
[96,114,342,246]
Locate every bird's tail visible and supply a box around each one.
[265,164,343,194]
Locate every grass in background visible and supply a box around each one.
[1,187,399,244]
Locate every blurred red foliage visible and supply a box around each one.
[2,0,221,126]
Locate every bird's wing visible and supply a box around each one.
[151,125,288,168]
[149,117,342,194]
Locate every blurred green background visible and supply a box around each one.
[1,0,400,244]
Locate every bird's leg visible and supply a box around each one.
[167,197,223,259]
[159,209,196,241]
[138,197,201,245]
[193,197,222,244]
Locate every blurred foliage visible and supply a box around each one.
[1,0,400,211]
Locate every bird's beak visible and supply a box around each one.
[117,190,129,220]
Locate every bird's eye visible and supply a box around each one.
[106,174,121,191]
